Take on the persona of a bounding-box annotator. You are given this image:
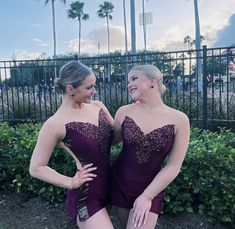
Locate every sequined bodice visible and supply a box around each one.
[113,116,175,187]
[63,109,113,222]
[122,116,175,165]
[62,109,113,167]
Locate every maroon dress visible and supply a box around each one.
[111,116,175,214]
[62,109,113,222]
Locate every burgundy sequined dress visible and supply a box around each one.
[62,109,113,222]
[111,116,175,214]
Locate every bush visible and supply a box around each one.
[0,123,234,225]
[0,122,75,202]
[164,128,235,225]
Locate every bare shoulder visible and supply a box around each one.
[171,107,188,121]
[91,100,105,109]
[40,115,65,141]
[91,100,113,123]
[115,103,135,123]
[45,114,59,125]
[167,107,190,130]
[91,100,110,112]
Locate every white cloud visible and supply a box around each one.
[149,25,192,51]
[13,50,41,60]
[33,38,49,47]
[214,13,235,47]
[147,0,235,52]
[149,21,225,52]
[68,24,130,54]
[201,26,218,47]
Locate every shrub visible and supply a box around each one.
[0,123,234,225]
[164,128,235,225]
[0,122,75,202]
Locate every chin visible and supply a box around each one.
[130,93,139,101]
[84,100,91,104]
[86,98,93,104]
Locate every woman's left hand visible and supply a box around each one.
[132,192,152,227]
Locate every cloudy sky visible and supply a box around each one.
[0,0,235,60]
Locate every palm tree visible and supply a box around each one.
[193,0,201,53]
[187,0,202,92]
[184,35,193,50]
[142,0,147,52]
[192,0,202,92]
[43,0,66,58]
[67,1,89,56]
[130,0,136,54]
[97,1,114,54]
[184,35,205,51]
[123,0,128,54]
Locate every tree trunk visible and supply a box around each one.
[123,0,128,54]
[79,19,81,57]
[194,0,202,93]
[142,0,146,52]
[51,1,57,58]
[130,0,136,54]
[107,16,110,54]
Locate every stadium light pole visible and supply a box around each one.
[130,0,136,54]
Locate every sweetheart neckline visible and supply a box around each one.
[123,116,175,136]
[65,108,103,128]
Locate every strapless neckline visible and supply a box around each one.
[65,108,104,128]
[123,116,175,136]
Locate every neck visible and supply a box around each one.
[61,95,84,109]
[137,96,165,111]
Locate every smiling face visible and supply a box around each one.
[69,74,97,104]
[128,70,153,101]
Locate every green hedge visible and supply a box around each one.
[164,128,235,224]
[0,122,75,202]
[0,123,234,225]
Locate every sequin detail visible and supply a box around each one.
[65,109,113,155]
[63,109,113,221]
[123,116,175,164]
[78,206,89,221]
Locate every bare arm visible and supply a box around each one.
[29,118,97,189]
[112,106,125,145]
[144,112,190,196]
[92,100,114,125]
[132,112,190,227]
[29,118,72,188]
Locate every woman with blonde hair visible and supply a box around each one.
[111,64,190,229]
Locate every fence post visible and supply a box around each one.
[74,55,79,61]
[202,45,208,129]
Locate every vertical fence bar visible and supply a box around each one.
[202,45,208,130]
[0,63,4,120]
[0,47,234,129]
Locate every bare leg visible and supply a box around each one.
[115,207,130,229]
[77,208,114,229]
[126,211,158,229]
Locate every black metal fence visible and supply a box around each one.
[1,45,235,130]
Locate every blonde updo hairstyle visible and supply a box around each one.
[131,64,166,95]
[54,61,93,94]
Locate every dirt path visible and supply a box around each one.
[0,191,230,229]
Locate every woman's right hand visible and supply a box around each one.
[69,163,97,189]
